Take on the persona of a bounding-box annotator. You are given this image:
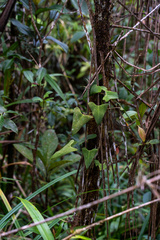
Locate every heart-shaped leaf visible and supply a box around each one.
[72,107,93,135]
[103,91,118,102]
[51,140,77,160]
[88,102,108,125]
[82,148,98,169]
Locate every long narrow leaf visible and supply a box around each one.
[18,198,54,240]
[45,74,68,106]
[0,170,77,230]
[0,189,24,237]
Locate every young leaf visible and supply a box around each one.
[51,140,77,160]
[103,91,118,102]
[88,102,108,125]
[82,148,98,169]
[14,144,33,162]
[18,198,54,240]
[138,126,146,142]
[41,129,58,165]
[72,107,93,135]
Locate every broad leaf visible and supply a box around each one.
[90,85,107,95]
[3,119,18,133]
[103,91,118,102]
[51,140,77,160]
[72,107,93,135]
[14,144,33,162]
[138,126,146,142]
[82,148,98,169]
[88,102,108,125]
[18,198,54,240]
[23,70,34,83]
[41,130,58,165]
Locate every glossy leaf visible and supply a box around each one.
[51,140,77,160]
[41,130,58,165]
[14,144,33,162]
[103,91,118,102]
[72,107,93,135]
[90,85,107,95]
[3,119,18,134]
[88,102,108,125]
[18,198,54,240]
[82,148,98,169]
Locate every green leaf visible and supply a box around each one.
[82,148,98,169]
[36,67,47,84]
[0,106,6,114]
[3,119,18,133]
[139,103,148,118]
[90,85,107,95]
[71,107,93,135]
[14,144,33,162]
[0,115,4,131]
[11,19,34,37]
[18,198,54,240]
[2,59,14,71]
[32,97,43,102]
[103,91,118,102]
[88,102,108,125]
[71,236,92,240]
[71,0,88,16]
[45,74,68,106]
[23,70,34,83]
[71,31,85,43]
[51,140,77,160]
[123,110,138,120]
[41,130,58,165]
[0,170,77,229]
[46,36,68,53]
[147,139,160,145]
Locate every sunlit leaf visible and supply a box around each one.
[82,148,98,169]
[18,198,54,240]
[103,91,118,102]
[72,107,93,135]
[88,102,108,125]
[51,140,77,160]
